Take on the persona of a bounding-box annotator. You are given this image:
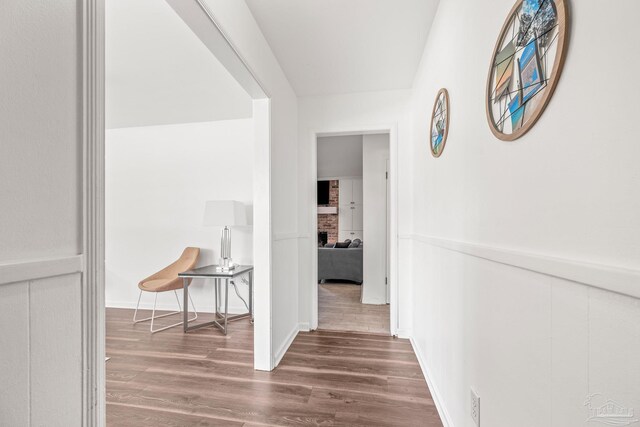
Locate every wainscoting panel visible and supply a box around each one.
[405,235,640,427]
[0,281,30,426]
[271,237,300,368]
[30,273,82,426]
[0,263,83,427]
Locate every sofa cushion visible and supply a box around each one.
[335,241,350,248]
[318,246,363,283]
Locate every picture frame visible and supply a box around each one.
[430,88,450,158]
[486,0,569,141]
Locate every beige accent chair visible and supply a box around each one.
[133,247,200,333]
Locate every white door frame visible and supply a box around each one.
[81,0,105,424]
[309,124,399,336]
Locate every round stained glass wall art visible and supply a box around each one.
[486,0,569,141]
[430,88,450,158]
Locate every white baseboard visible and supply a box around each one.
[409,336,455,427]
[361,298,388,305]
[105,300,247,315]
[395,328,412,339]
[273,323,299,368]
[298,322,311,332]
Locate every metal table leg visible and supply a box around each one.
[183,278,189,332]
[214,278,218,319]
[224,278,229,335]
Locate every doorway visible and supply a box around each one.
[312,131,395,335]
[99,5,275,423]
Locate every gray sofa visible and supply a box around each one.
[318,240,363,283]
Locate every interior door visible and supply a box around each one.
[352,178,363,205]
[351,205,363,231]
[339,206,352,231]
[339,179,353,206]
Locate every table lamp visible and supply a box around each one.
[203,200,248,271]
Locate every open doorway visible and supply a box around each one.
[102,1,275,420]
[316,133,391,334]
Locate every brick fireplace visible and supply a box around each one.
[318,180,339,245]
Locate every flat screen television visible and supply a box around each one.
[317,181,330,205]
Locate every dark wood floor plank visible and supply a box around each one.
[106,307,442,426]
[107,402,245,427]
[279,352,425,379]
[108,388,337,426]
[318,284,390,334]
[286,341,419,363]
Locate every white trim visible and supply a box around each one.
[309,124,400,335]
[317,175,363,181]
[82,0,105,425]
[409,337,455,427]
[318,129,390,137]
[252,99,273,371]
[395,328,412,339]
[400,234,640,299]
[298,322,310,332]
[273,323,299,367]
[0,256,83,286]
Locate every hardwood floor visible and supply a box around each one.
[106,308,442,426]
[318,283,390,334]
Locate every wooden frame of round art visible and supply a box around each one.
[486,0,569,141]
[430,88,450,158]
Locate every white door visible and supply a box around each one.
[352,178,363,205]
[339,179,353,206]
[352,205,363,231]
[338,206,352,231]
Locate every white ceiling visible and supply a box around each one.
[106,0,252,129]
[245,0,439,97]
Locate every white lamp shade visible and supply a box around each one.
[203,200,248,227]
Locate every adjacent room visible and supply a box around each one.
[316,133,390,334]
[104,0,261,421]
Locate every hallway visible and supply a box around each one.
[318,283,390,334]
[106,307,441,426]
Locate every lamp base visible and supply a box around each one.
[216,257,236,272]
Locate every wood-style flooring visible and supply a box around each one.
[106,308,442,426]
[318,283,390,334]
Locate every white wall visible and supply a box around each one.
[106,0,252,129]
[105,119,253,314]
[0,0,83,425]
[362,134,389,304]
[201,0,300,370]
[297,90,410,332]
[317,135,363,179]
[406,0,640,425]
